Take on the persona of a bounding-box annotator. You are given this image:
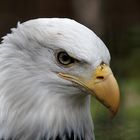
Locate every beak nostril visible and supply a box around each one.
[100,61,104,65]
[96,76,104,80]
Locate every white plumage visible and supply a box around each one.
[0,18,119,140]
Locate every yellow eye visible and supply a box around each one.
[57,51,75,66]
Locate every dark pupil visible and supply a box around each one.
[61,53,70,62]
[58,52,74,65]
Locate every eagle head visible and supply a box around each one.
[0,18,120,140]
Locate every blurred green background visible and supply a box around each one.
[0,0,140,139]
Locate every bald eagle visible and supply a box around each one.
[0,18,120,140]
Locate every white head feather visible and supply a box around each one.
[0,18,110,140]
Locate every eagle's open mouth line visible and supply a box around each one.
[58,72,98,97]
[58,73,90,89]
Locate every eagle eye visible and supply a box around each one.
[57,51,75,66]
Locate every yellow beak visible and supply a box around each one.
[58,64,120,117]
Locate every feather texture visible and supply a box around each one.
[0,18,110,140]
